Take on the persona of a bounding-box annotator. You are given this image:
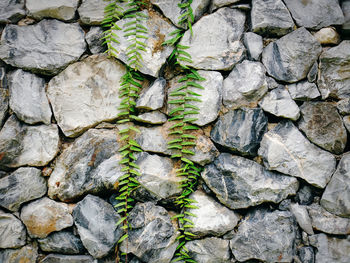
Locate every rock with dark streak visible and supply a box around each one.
[0,210,26,249]
[38,230,85,254]
[0,67,8,128]
[85,27,106,54]
[0,0,26,23]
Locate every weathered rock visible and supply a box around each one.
[40,254,94,263]
[8,69,51,125]
[26,0,79,21]
[283,0,345,30]
[211,108,267,156]
[298,247,315,263]
[47,55,126,137]
[73,195,123,258]
[168,70,223,126]
[343,0,350,35]
[20,197,73,238]
[48,129,122,202]
[251,0,295,36]
[295,185,314,205]
[0,211,26,249]
[120,202,178,263]
[337,98,350,115]
[258,121,336,188]
[223,60,268,109]
[78,0,118,25]
[259,87,300,120]
[136,78,166,110]
[0,0,26,23]
[262,27,322,83]
[0,20,86,75]
[0,67,8,127]
[0,167,47,212]
[0,115,59,168]
[243,32,263,61]
[314,27,341,45]
[321,152,350,217]
[85,27,106,54]
[178,8,246,71]
[317,41,350,99]
[343,116,350,132]
[290,203,314,235]
[38,230,85,254]
[202,153,299,209]
[0,244,38,263]
[307,61,318,83]
[287,81,320,101]
[210,0,240,12]
[137,111,167,124]
[230,209,297,262]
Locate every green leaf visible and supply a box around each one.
[118,233,129,243]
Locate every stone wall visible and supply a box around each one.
[0,0,350,262]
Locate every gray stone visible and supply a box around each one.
[307,61,318,83]
[259,86,300,120]
[344,116,350,132]
[210,0,240,12]
[202,153,299,209]
[0,167,47,212]
[230,209,297,262]
[73,195,123,259]
[279,199,292,211]
[136,78,166,110]
[258,121,336,188]
[178,8,246,71]
[85,27,106,54]
[298,247,315,263]
[168,70,223,126]
[267,76,279,90]
[0,211,26,249]
[290,203,314,235]
[40,254,94,263]
[38,231,85,254]
[343,0,350,35]
[0,20,86,76]
[283,0,345,30]
[26,0,79,21]
[313,27,341,45]
[251,0,295,36]
[295,185,314,205]
[287,81,320,101]
[211,108,268,156]
[0,0,26,23]
[321,152,350,217]
[337,98,350,115]
[262,27,322,83]
[0,244,38,263]
[309,234,350,263]
[223,60,268,109]
[0,67,8,128]
[20,197,73,238]
[317,41,350,99]
[0,115,60,168]
[48,129,122,202]
[120,202,178,263]
[47,55,126,137]
[137,111,167,125]
[8,69,51,125]
[243,32,263,61]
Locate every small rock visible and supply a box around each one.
[210,0,240,12]
[298,247,315,263]
[307,61,318,83]
[38,230,85,254]
[290,203,314,235]
[136,78,166,110]
[266,76,279,90]
[0,211,26,249]
[85,27,106,54]
[279,199,292,211]
[0,68,8,128]
[78,0,122,25]
[26,0,79,21]
[343,116,350,132]
[337,98,350,115]
[287,81,320,101]
[314,27,341,45]
[0,244,38,263]
[39,254,94,263]
[137,111,167,124]
[0,0,26,23]
[295,185,314,205]
[343,0,350,35]
[243,32,263,61]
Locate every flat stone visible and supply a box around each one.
[0,167,47,212]
[298,102,347,154]
[20,197,73,238]
[8,69,51,125]
[73,195,123,259]
[317,41,350,99]
[178,8,246,71]
[287,81,320,101]
[0,67,8,128]
[344,116,350,132]
[202,153,299,209]
[210,0,240,12]
[230,209,297,262]
[26,0,79,21]
[290,203,314,235]
[251,0,295,36]
[136,78,166,110]
[85,27,106,54]
[258,121,336,188]
[47,55,126,137]
[0,20,86,76]
[337,98,350,115]
[314,27,341,45]
[38,230,85,254]
[0,115,59,168]
[243,32,263,61]
[283,0,345,30]
[137,111,167,125]
[39,254,94,263]
[0,211,26,249]
[0,0,26,23]
[0,244,38,263]
[211,108,268,156]
[262,27,322,83]
[223,60,267,109]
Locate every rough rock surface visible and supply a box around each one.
[287,81,320,101]
[0,0,26,23]
[38,231,85,254]
[0,211,26,249]
[210,0,240,11]
[289,203,314,235]
[137,111,167,124]
[314,27,340,45]
[0,67,8,128]
[40,254,94,263]
[307,61,318,83]
[85,27,106,54]
[78,0,114,25]
[344,116,350,133]
[337,98,350,115]
[298,247,315,263]
[0,244,38,263]
[343,0,350,34]
[26,0,79,21]
[136,78,166,110]
[243,32,263,61]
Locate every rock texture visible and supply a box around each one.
[85,27,106,54]
[0,0,26,23]
[78,0,111,25]
[243,32,263,61]
[0,244,38,263]
[40,254,94,263]
[26,0,79,21]
[37,231,85,254]
[287,81,320,101]
[0,67,8,128]
[136,78,166,110]
[314,27,340,45]
[0,211,26,249]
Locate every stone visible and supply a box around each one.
[73,195,123,258]
[283,0,345,30]
[112,10,176,77]
[321,152,350,217]
[309,234,350,263]
[344,116,350,132]
[259,86,300,120]
[0,211,26,249]
[317,41,350,99]
[223,60,267,109]
[48,129,122,202]
[230,209,297,262]
[258,121,336,188]
[243,32,263,61]
[178,8,246,71]
[290,203,314,235]
[8,69,51,125]
[38,231,85,254]
[210,108,268,156]
[40,254,94,263]
[136,78,166,110]
[267,76,279,90]
[298,247,315,263]
[262,27,322,83]
[337,98,350,115]
[210,0,240,12]
[295,185,314,205]
[0,67,8,128]
[287,81,320,101]
[0,0,26,23]
[47,55,126,137]
[26,0,79,21]
[251,0,295,36]
[0,167,47,212]
[137,111,167,124]
[0,115,60,168]
[0,244,38,263]
[85,27,106,54]
[307,61,318,83]
[202,153,299,209]
[167,70,223,126]
[0,20,86,76]
[120,202,178,263]
[20,197,73,238]
[343,0,350,35]
[184,190,239,237]
[314,27,341,45]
